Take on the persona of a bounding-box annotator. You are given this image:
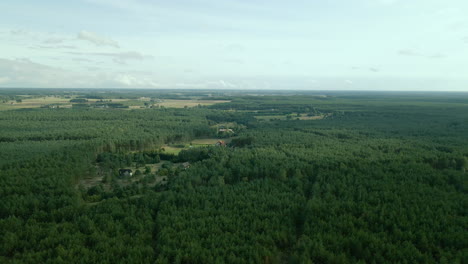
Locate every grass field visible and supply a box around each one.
[162,145,185,155]
[190,138,223,145]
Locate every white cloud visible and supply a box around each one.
[77,30,119,48]
[398,49,445,59]
[223,43,245,52]
[10,29,29,36]
[0,76,11,84]
[218,80,237,88]
[29,45,77,50]
[398,49,420,56]
[113,74,159,87]
[43,38,64,44]
[377,0,399,5]
[0,58,159,88]
[352,66,380,72]
[0,58,74,87]
[67,51,152,64]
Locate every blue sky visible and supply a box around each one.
[0,0,467,90]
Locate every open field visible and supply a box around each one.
[78,162,165,191]
[0,96,73,110]
[124,99,230,109]
[161,138,231,154]
[161,145,185,155]
[0,96,131,110]
[157,99,230,108]
[190,138,224,145]
[0,97,229,110]
[255,113,324,121]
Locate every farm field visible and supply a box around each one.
[157,99,230,108]
[0,95,229,110]
[0,89,467,263]
[0,96,73,110]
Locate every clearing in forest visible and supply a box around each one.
[255,113,325,121]
[160,138,233,154]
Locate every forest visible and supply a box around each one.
[0,88,467,263]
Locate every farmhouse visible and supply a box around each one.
[182,162,191,169]
[215,140,226,147]
[119,169,133,177]
[219,128,234,133]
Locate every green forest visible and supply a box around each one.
[0,89,467,263]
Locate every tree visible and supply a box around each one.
[154,154,161,163]
[144,166,151,174]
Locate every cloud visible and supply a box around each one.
[29,45,77,50]
[351,66,380,72]
[427,53,445,59]
[0,58,75,87]
[72,58,96,63]
[0,76,11,84]
[223,58,244,64]
[166,80,239,89]
[0,57,159,88]
[67,51,152,64]
[218,80,237,88]
[398,49,419,56]
[398,49,445,59]
[377,0,399,4]
[111,74,160,87]
[43,38,64,44]
[77,30,119,48]
[224,43,245,52]
[10,29,28,36]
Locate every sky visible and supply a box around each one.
[0,0,467,90]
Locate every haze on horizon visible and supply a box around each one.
[0,0,467,91]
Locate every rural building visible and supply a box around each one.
[119,169,133,177]
[219,128,234,133]
[182,162,191,169]
[215,140,226,147]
